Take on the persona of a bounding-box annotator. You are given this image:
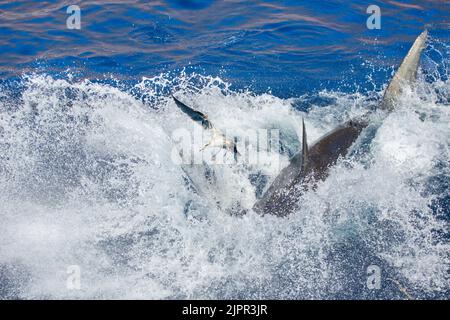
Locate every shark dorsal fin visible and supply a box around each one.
[301,117,309,169]
[380,30,428,111]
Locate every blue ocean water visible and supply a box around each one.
[0,1,449,299]
[0,0,448,95]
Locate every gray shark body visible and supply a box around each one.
[253,30,428,216]
[253,117,368,216]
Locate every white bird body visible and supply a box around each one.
[173,96,240,160]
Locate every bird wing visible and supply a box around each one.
[173,95,213,129]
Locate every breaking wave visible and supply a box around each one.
[0,41,449,299]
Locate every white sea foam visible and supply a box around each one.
[0,58,448,299]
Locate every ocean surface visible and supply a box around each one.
[0,0,449,299]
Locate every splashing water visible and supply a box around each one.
[0,38,449,299]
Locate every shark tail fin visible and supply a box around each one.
[301,117,309,169]
[380,29,428,111]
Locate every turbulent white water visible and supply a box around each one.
[0,53,449,299]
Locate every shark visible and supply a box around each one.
[173,30,429,217]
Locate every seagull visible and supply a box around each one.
[172,95,240,161]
